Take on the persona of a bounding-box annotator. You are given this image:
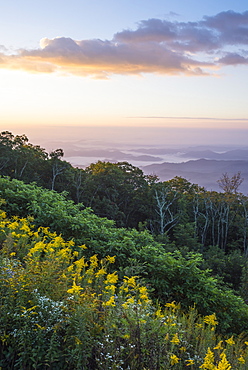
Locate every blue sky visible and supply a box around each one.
[0,0,248,146]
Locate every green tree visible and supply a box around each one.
[82,161,150,227]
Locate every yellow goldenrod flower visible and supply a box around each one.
[225,336,235,346]
[67,280,83,295]
[171,333,180,345]
[8,221,19,230]
[186,359,195,366]
[95,268,107,277]
[122,334,130,339]
[124,276,137,288]
[204,313,218,327]
[103,296,116,307]
[89,254,98,268]
[165,301,179,310]
[104,272,118,284]
[155,308,164,318]
[216,352,231,370]
[214,341,223,350]
[122,296,135,309]
[104,284,116,294]
[0,210,6,219]
[67,265,74,272]
[77,244,87,250]
[200,347,215,369]
[170,354,180,365]
[74,257,88,271]
[20,223,31,233]
[105,255,115,263]
[180,346,186,352]
[238,355,245,364]
[139,286,148,295]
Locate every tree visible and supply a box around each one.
[82,161,150,227]
[217,172,244,194]
[151,182,179,235]
[49,149,67,191]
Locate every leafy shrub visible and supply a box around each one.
[1,213,248,369]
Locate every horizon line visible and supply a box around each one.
[127,116,248,121]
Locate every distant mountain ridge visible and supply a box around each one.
[180,149,248,160]
[142,159,248,193]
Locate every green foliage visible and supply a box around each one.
[203,246,245,290]
[1,213,248,369]
[82,161,151,228]
[1,176,248,336]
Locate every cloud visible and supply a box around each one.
[0,10,248,78]
[218,52,248,65]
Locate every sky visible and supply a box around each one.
[1,0,248,146]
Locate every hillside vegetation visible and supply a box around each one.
[1,131,248,368]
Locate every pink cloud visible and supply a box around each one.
[0,10,247,78]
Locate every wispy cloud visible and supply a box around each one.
[129,116,248,121]
[1,10,248,78]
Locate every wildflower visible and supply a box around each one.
[204,313,218,327]
[67,265,74,272]
[155,308,164,318]
[171,333,180,345]
[200,347,215,369]
[20,223,31,233]
[170,354,180,365]
[214,341,223,350]
[225,336,235,346]
[165,301,179,310]
[104,284,116,294]
[122,334,130,339]
[217,352,231,370]
[186,359,195,366]
[95,268,107,278]
[139,286,149,301]
[180,346,186,352]
[122,297,135,309]
[77,244,87,250]
[104,272,118,284]
[124,276,137,288]
[67,280,83,295]
[8,221,19,230]
[90,255,98,268]
[106,255,115,263]
[122,302,129,309]
[103,296,116,307]
[0,210,6,219]
[238,355,245,364]
[74,257,87,271]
